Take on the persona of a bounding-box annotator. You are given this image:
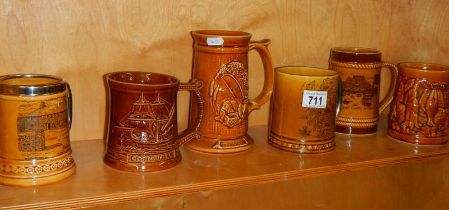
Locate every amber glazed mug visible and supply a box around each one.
[104,71,203,172]
[268,67,340,153]
[329,47,398,134]
[0,74,75,186]
[388,63,449,145]
[187,30,274,154]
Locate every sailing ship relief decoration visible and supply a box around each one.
[111,93,177,164]
[209,61,249,128]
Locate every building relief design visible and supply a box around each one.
[341,75,379,110]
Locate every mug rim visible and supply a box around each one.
[275,66,338,78]
[192,30,251,38]
[106,71,180,88]
[0,74,66,96]
[398,62,449,72]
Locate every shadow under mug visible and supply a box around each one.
[329,47,398,134]
[0,74,75,186]
[388,63,449,145]
[268,66,340,153]
[104,71,203,172]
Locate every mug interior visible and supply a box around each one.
[107,71,179,86]
[276,66,338,77]
[330,47,382,62]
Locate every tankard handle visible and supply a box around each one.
[66,83,73,129]
[378,62,399,115]
[248,39,274,113]
[177,79,203,146]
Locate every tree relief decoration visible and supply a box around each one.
[299,78,338,139]
[390,77,449,137]
[209,61,248,128]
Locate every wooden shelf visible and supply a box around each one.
[1,118,449,209]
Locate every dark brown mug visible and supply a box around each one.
[388,63,449,145]
[104,71,203,172]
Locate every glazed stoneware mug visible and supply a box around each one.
[328,47,398,134]
[187,30,274,154]
[388,63,449,145]
[104,71,203,172]
[0,74,75,186]
[268,66,340,153]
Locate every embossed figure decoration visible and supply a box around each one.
[388,63,449,145]
[187,30,274,154]
[104,71,203,172]
[0,74,75,186]
[269,67,340,153]
[329,47,398,134]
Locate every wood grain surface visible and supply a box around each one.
[0,0,448,140]
[1,122,449,209]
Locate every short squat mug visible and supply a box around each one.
[329,47,398,134]
[0,74,75,186]
[388,63,449,145]
[268,67,340,153]
[104,71,203,172]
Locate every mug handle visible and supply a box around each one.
[247,39,274,113]
[378,62,399,114]
[66,83,73,129]
[177,79,203,146]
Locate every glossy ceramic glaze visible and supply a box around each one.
[268,67,339,153]
[329,47,398,134]
[104,71,202,172]
[388,63,449,145]
[187,30,274,154]
[0,74,75,186]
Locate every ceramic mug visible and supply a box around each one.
[388,63,449,145]
[104,71,203,172]
[329,47,398,134]
[187,30,274,154]
[268,66,340,153]
[0,74,75,186]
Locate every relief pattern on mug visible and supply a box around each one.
[299,78,338,140]
[112,93,177,163]
[390,77,449,137]
[17,98,69,159]
[209,61,249,128]
[341,75,379,110]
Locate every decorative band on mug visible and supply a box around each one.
[0,74,67,96]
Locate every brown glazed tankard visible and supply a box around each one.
[269,67,340,153]
[388,63,449,145]
[0,74,75,186]
[187,30,274,154]
[329,47,398,134]
[104,71,203,172]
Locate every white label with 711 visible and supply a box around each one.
[302,90,327,108]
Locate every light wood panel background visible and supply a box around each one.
[0,0,448,141]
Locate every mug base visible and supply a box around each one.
[336,125,378,135]
[268,132,336,154]
[104,150,182,172]
[0,165,75,187]
[387,129,449,145]
[186,134,254,154]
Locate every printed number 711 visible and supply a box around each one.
[308,96,323,105]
